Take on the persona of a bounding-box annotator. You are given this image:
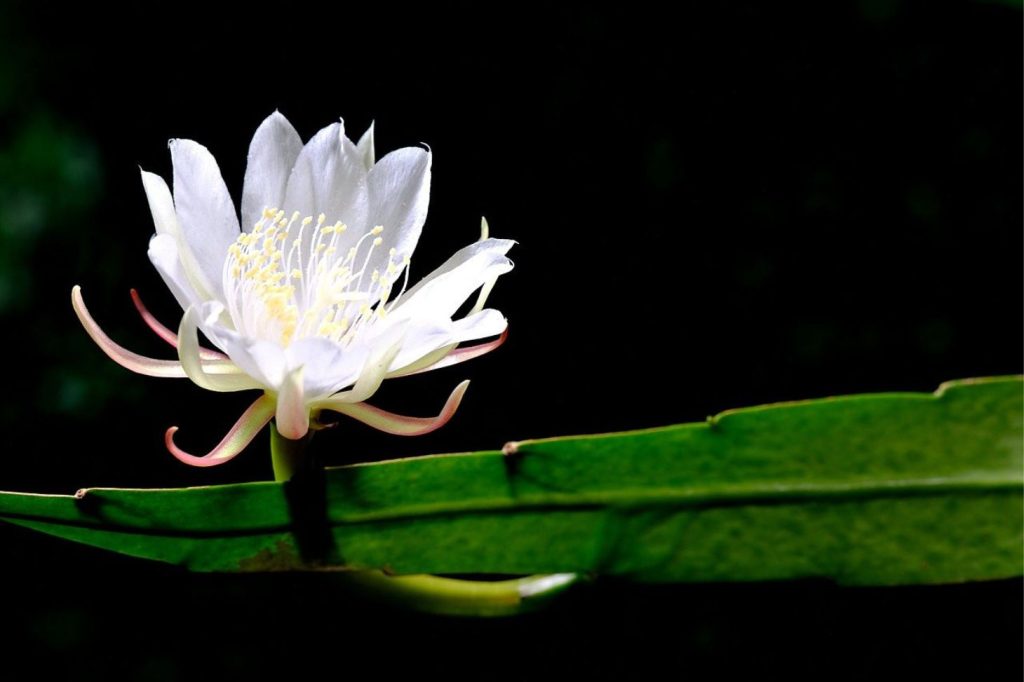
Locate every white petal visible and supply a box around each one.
[389,328,507,378]
[399,238,514,300]
[282,120,368,229]
[452,308,508,342]
[376,311,505,379]
[322,340,403,404]
[147,234,203,311]
[387,320,455,373]
[170,139,241,301]
[241,111,303,233]
[178,305,263,392]
[284,337,368,399]
[384,312,507,378]
[199,311,287,390]
[356,121,375,170]
[362,147,431,283]
[142,171,215,306]
[275,366,309,440]
[391,238,514,320]
[140,169,178,238]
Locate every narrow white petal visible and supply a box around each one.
[356,317,454,377]
[356,121,375,169]
[170,139,241,301]
[319,340,404,405]
[285,337,367,399]
[390,328,507,378]
[398,238,514,302]
[387,321,454,372]
[468,217,498,315]
[147,234,203,312]
[241,111,303,233]
[385,311,509,378]
[275,366,309,440]
[178,304,263,392]
[391,239,514,321]
[140,169,178,238]
[199,314,288,390]
[282,121,368,230]
[385,344,455,378]
[141,171,215,305]
[380,312,505,378]
[362,147,431,283]
[452,308,508,342]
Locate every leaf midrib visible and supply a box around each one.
[1,472,1018,538]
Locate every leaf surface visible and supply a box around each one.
[1,377,1020,585]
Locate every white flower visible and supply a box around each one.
[72,112,513,466]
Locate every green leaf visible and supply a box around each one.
[1,377,1020,585]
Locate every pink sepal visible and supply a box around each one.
[323,380,469,436]
[400,329,508,378]
[130,289,226,360]
[72,285,188,378]
[165,393,275,467]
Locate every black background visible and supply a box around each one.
[0,1,1020,679]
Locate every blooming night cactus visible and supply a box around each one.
[72,112,513,469]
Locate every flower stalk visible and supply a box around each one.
[269,422,312,483]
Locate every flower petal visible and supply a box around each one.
[376,318,454,375]
[140,169,179,238]
[142,170,211,307]
[199,320,288,390]
[453,308,508,341]
[178,305,264,392]
[393,328,508,377]
[241,111,303,233]
[283,120,368,232]
[316,339,403,405]
[130,289,227,360]
[356,121,375,169]
[165,394,275,467]
[170,139,241,301]
[320,380,469,436]
[468,217,500,315]
[363,146,431,286]
[391,238,514,320]
[385,344,454,378]
[275,365,309,439]
[285,337,368,399]
[147,233,205,312]
[72,285,188,378]
[384,311,507,378]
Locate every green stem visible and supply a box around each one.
[270,422,311,482]
[269,422,579,614]
[341,571,582,617]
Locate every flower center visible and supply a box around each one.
[222,207,410,347]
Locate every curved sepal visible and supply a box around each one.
[131,289,226,360]
[322,380,469,436]
[178,306,262,392]
[165,393,275,467]
[72,285,188,378]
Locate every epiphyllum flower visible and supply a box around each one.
[72,112,513,468]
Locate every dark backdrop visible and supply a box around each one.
[0,1,1020,679]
